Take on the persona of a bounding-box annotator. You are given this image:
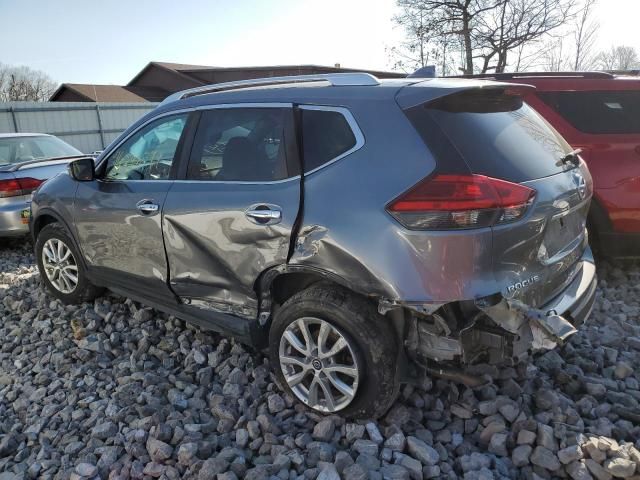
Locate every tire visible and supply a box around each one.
[35,223,102,304]
[269,284,399,419]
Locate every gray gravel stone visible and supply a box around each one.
[384,432,406,452]
[75,463,97,477]
[489,432,508,456]
[406,436,439,466]
[343,463,367,480]
[531,446,561,471]
[267,393,285,413]
[584,458,613,480]
[366,422,384,444]
[558,444,584,465]
[567,461,594,480]
[512,445,532,467]
[517,429,536,445]
[146,437,173,463]
[313,418,335,442]
[353,439,379,457]
[91,422,117,440]
[380,464,410,480]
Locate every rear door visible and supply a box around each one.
[73,113,191,302]
[410,88,592,307]
[162,104,300,318]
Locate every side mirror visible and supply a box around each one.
[68,158,95,182]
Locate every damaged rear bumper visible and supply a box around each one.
[406,249,597,367]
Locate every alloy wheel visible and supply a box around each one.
[279,317,360,413]
[42,238,78,294]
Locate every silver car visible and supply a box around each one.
[0,133,85,236]
[30,73,597,418]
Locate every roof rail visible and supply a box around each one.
[447,71,615,80]
[160,73,380,106]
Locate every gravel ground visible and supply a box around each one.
[0,238,639,480]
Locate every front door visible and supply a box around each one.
[73,113,190,301]
[162,105,301,318]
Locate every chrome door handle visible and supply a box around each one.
[245,205,282,225]
[136,201,159,214]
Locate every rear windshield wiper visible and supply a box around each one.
[558,148,582,167]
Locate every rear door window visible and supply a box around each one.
[301,108,358,172]
[187,107,294,181]
[408,89,574,183]
[538,90,640,134]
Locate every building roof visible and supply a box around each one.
[51,62,405,102]
[50,83,169,102]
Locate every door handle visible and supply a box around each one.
[136,200,159,214]
[245,205,282,225]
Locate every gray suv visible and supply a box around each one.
[30,73,597,418]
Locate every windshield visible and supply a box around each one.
[0,136,82,166]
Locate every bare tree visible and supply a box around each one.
[540,38,570,71]
[0,64,57,101]
[392,0,578,74]
[392,0,502,75]
[474,0,577,73]
[573,0,599,70]
[597,45,640,70]
[390,3,440,72]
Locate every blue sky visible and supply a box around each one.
[1,0,639,85]
[0,0,400,84]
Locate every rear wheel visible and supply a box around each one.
[35,223,102,304]
[269,284,399,419]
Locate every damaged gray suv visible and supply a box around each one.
[30,73,597,418]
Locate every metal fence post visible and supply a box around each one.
[95,104,106,149]
[9,107,18,133]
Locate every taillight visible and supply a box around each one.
[0,177,44,198]
[386,174,536,230]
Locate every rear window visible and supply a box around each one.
[409,90,574,183]
[538,90,640,134]
[0,136,81,166]
[301,108,357,172]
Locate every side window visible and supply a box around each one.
[301,108,357,172]
[538,91,640,134]
[187,108,289,181]
[104,114,187,181]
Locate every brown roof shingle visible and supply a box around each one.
[51,84,169,102]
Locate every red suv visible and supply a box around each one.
[456,72,640,259]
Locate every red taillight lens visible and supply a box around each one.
[387,174,536,230]
[0,177,44,198]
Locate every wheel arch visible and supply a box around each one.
[256,264,407,355]
[257,264,380,311]
[32,209,88,270]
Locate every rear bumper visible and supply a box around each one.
[0,198,30,237]
[540,247,597,327]
[406,248,597,367]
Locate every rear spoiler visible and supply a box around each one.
[0,155,91,173]
[396,79,536,109]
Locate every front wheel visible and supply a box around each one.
[35,223,102,304]
[269,284,399,419]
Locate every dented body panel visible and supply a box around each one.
[162,179,301,318]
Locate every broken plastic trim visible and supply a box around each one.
[404,293,579,369]
[475,296,577,347]
[378,298,445,316]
